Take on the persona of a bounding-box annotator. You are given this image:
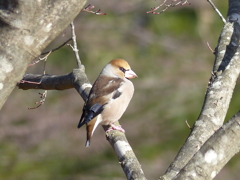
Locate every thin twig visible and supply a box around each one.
[29,38,72,66]
[81,4,106,15]
[28,51,52,66]
[19,79,41,85]
[185,119,192,129]
[206,41,215,53]
[146,0,190,15]
[207,0,226,24]
[28,51,51,109]
[28,90,48,110]
[70,22,81,68]
[43,56,47,75]
[41,38,72,55]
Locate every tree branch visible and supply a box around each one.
[66,22,146,180]
[18,68,147,179]
[70,22,82,68]
[103,123,147,180]
[207,0,226,24]
[174,111,240,180]
[17,67,92,102]
[160,1,240,179]
[0,0,87,109]
[41,38,72,55]
[18,21,147,180]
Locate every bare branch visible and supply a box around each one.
[67,24,146,179]
[41,38,72,55]
[18,68,146,180]
[103,122,147,180]
[29,51,52,66]
[28,90,48,109]
[0,0,88,109]
[70,22,82,68]
[206,42,215,54]
[185,119,192,129]
[207,0,226,24]
[160,3,240,179]
[174,111,240,179]
[18,73,76,90]
[19,69,147,180]
[146,0,190,15]
[81,4,106,15]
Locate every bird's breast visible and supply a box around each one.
[100,80,134,125]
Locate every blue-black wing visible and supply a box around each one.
[77,103,106,128]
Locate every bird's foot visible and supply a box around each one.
[106,124,125,133]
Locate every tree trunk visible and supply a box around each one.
[0,0,87,109]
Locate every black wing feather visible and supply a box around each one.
[77,103,106,128]
[112,90,122,99]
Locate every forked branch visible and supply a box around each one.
[18,22,146,180]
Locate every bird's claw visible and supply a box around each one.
[106,124,125,133]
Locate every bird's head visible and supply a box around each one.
[103,59,137,79]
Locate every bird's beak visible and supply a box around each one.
[125,69,138,79]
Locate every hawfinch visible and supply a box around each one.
[78,59,137,147]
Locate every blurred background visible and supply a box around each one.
[1,0,240,179]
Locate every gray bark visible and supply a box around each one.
[173,112,240,180]
[0,0,87,109]
[160,0,240,179]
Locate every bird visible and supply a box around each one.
[78,59,137,147]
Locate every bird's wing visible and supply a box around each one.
[78,103,106,128]
[78,76,124,128]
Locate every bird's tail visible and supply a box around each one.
[85,118,96,147]
[85,116,102,147]
[85,140,90,147]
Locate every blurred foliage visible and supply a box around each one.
[2,0,240,180]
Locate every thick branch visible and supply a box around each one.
[103,123,147,180]
[174,111,240,180]
[18,73,76,90]
[17,66,92,102]
[0,0,87,109]
[161,2,240,179]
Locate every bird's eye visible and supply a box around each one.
[119,67,126,73]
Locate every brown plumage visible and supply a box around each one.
[78,59,137,147]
